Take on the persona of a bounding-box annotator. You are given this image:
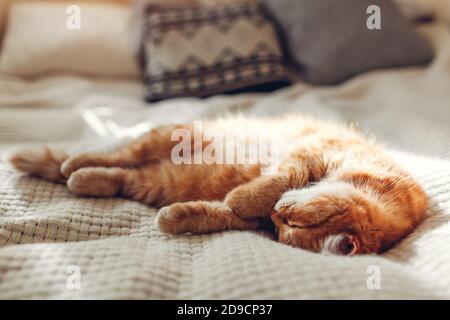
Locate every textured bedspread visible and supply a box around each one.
[0,23,450,299]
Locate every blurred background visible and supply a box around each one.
[0,0,448,151]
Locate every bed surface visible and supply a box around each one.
[0,23,450,299]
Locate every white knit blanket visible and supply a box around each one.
[0,23,450,299]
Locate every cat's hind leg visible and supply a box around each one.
[7,124,194,180]
[67,164,165,205]
[156,201,260,235]
[6,147,164,202]
[60,124,194,178]
[67,167,126,197]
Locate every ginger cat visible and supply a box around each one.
[7,114,428,255]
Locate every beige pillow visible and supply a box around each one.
[0,1,140,78]
[0,0,130,49]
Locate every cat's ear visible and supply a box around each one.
[322,233,361,256]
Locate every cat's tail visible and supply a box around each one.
[5,146,68,183]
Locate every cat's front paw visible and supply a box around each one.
[155,202,216,235]
[223,175,287,219]
[155,205,189,235]
[272,182,374,255]
[224,190,263,220]
[156,201,260,235]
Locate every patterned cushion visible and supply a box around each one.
[139,2,291,101]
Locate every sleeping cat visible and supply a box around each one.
[7,114,428,255]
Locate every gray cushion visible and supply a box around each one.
[262,0,434,84]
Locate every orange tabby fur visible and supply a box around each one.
[7,114,428,255]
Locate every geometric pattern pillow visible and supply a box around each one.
[139,2,291,101]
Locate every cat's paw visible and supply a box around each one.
[155,202,206,235]
[224,190,262,220]
[156,201,260,235]
[155,206,181,234]
[67,167,123,197]
[274,182,356,227]
[223,175,287,219]
[61,153,107,178]
[272,182,372,255]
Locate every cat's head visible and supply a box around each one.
[270,182,426,255]
[272,209,365,256]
